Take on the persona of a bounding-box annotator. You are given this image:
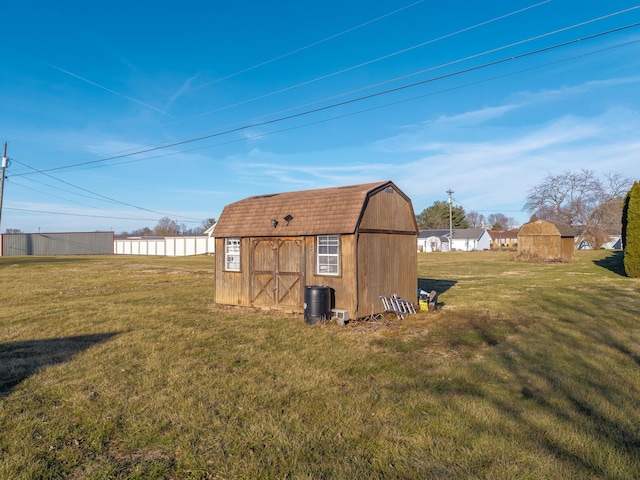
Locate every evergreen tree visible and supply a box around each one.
[623,181,640,278]
[416,201,468,230]
[622,188,630,250]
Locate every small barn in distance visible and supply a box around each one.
[517,219,575,262]
[213,181,418,320]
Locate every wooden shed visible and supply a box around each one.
[213,181,418,319]
[517,219,575,262]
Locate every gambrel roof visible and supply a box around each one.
[214,180,416,237]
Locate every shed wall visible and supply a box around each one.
[358,187,417,232]
[215,235,360,315]
[2,232,114,256]
[517,220,574,262]
[357,232,417,317]
[560,237,575,261]
[304,234,358,316]
[518,235,560,259]
[215,231,419,319]
[215,237,250,306]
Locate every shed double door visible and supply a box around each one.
[250,238,305,308]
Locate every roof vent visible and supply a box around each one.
[253,193,278,199]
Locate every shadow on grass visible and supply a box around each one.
[469,288,639,476]
[417,278,456,294]
[374,281,640,477]
[593,250,626,276]
[0,333,120,398]
[0,256,95,268]
[489,320,640,476]
[417,278,456,308]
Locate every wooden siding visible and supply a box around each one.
[214,237,248,305]
[357,232,417,318]
[249,237,305,308]
[517,220,574,262]
[214,180,419,319]
[216,235,360,313]
[560,237,575,261]
[358,185,418,233]
[302,234,358,316]
[215,231,420,319]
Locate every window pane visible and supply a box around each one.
[317,235,339,275]
[225,238,240,271]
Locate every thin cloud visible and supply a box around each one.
[45,63,176,119]
[224,106,640,223]
[514,75,640,103]
[163,73,201,112]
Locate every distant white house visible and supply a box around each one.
[418,228,491,252]
[203,222,216,237]
[577,235,622,250]
[418,229,449,252]
[449,228,491,251]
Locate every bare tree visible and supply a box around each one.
[487,213,513,230]
[153,217,179,236]
[524,169,632,247]
[201,217,216,231]
[466,211,486,228]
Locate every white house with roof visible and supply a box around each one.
[449,228,492,251]
[417,229,450,252]
[418,228,491,252]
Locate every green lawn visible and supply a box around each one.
[1,251,639,479]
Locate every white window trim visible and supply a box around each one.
[316,235,340,276]
[225,237,241,272]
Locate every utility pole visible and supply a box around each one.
[446,189,454,252]
[0,142,7,233]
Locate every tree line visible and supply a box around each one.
[118,217,215,237]
[415,201,518,231]
[416,169,634,250]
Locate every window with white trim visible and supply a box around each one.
[225,238,240,271]
[317,235,340,275]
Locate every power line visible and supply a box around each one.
[13,6,637,179]
[9,157,202,222]
[14,19,640,177]
[63,36,640,173]
[165,0,426,97]
[9,0,553,178]
[8,15,638,228]
[6,178,166,224]
[15,1,429,173]
[4,206,185,223]
[172,0,555,125]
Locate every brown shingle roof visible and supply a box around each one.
[214,181,395,237]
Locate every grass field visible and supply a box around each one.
[1,251,639,479]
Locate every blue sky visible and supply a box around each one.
[2,1,639,234]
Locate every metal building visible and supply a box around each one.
[1,232,114,256]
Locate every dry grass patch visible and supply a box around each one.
[1,251,639,478]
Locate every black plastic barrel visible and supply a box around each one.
[304,285,331,324]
